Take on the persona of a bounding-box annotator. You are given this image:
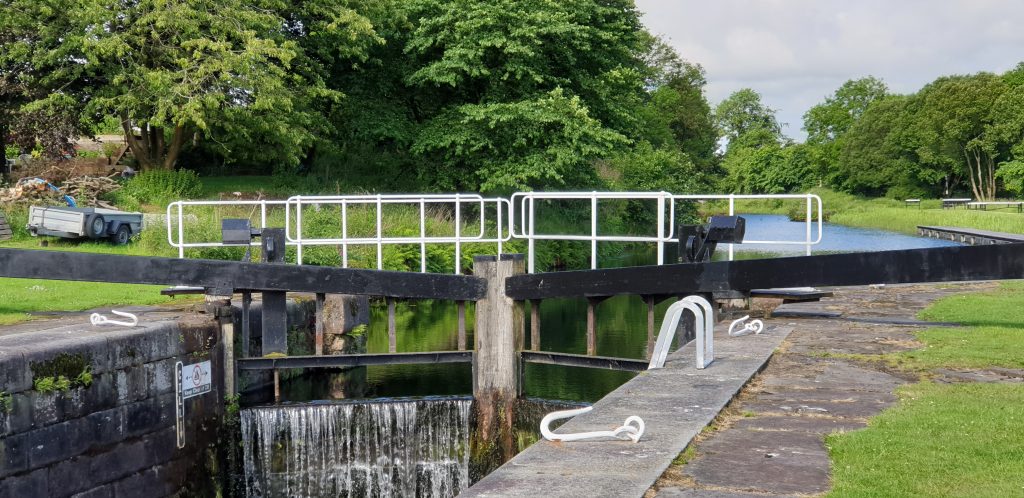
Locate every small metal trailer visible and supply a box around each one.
[27,206,143,245]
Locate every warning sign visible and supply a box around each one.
[181,360,212,399]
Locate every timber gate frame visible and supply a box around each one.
[1,243,1023,397]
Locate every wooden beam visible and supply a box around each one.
[505,244,1024,300]
[0,248,486,300]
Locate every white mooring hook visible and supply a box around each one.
[540,406,645,443]
[90,310,139,327]
[728,315,764,337]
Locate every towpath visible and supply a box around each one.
[649,282,1004,497]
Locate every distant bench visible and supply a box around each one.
[750,287,834,303]
[942,198,973,209]
[967,201,1023,213]
[904,199,921,208]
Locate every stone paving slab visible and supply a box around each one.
[462,326,792,498]
[658,489,795,498]
[682,429,831,495]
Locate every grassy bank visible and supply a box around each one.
[716,189,1024,236]
[0,278,169,325]
[825,282,1024,496]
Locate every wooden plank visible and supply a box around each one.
[505,243,1024,300]
[0,248,486,300]
[237,351,473,370]
[520,351,648,372]
[261,291,288,356]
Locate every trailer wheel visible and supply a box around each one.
[110,225,131,245]
[86,214,106,239]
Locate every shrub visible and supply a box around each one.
[114,169,202,207]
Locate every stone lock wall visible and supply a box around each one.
[0,315,225,497]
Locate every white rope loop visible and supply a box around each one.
[540,406,645,443]
[728,315,764,336]
[90,310,139,327]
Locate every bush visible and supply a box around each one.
[114,169,202,207]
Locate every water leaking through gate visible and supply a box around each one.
[241,398,473,498]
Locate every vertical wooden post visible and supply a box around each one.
[457,301,467,351]
[387,297,397,353]
[314,293,325,356]
[472,254,525,466]
[240,292,251,358]
[645,295,655,360]
[586,297,599,356]
[530,299,541,351]
[261,291,288,356]
[220,314,236,397]
[472,254,525,399]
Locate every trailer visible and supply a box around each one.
[27,206,143,245]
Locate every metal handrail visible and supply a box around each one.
[648,296,715,370]
[166,191,824,274]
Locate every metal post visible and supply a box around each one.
[728,195,735,261]
[806,194,813,256]
[177,203,185,258]
[591,194,598,270]
[341,201,348,268]
[376,194,383,270]
[420,200,427,273]
[296,196,303,265]
[455,193,462,275]
[528,198,535,273]
[656,195,665,265]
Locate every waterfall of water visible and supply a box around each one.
[241,398,472,498]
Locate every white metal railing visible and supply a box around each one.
[166,192,823,273]
[166,200,289,258]
[284,194,512,274]
[512,192,823,272]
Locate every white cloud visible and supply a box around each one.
[636,0,1024,140]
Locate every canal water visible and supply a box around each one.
[239,215,959,496]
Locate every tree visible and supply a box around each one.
[403,0,647,191]
[413,88,626,192]
[714,88,782,148]
[914,74,1006,200]
[803,77,888,186]
[4,0,379,171]
[637,37,717,170]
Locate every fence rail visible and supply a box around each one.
[166,192,823,273]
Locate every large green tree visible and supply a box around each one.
[714,88,782,149]
[803,77,888,187]
[913,73,1006,200]
[3,0,379,171]
[403,0,647,192]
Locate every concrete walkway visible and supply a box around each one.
[464,324,792,498]
[649,282,993,498]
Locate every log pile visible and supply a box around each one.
[60,175,122,208]
[0,175,121,209]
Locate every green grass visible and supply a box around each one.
[0,278,171,325]
[826,382,1024,498]
[883,281,1024,371]
[826,281,1024,496]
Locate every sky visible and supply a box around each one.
[636,0,1024,141]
